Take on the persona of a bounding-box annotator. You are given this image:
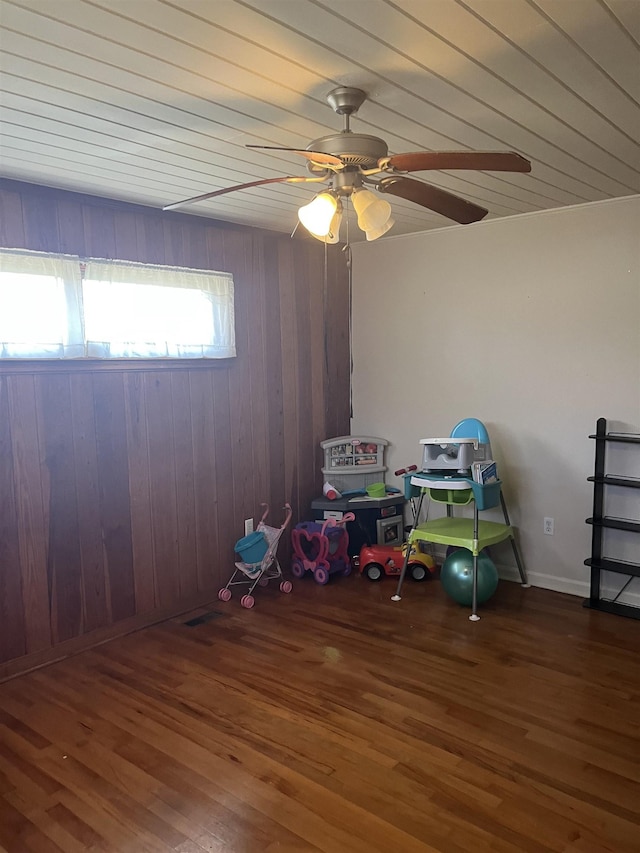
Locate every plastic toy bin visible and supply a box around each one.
[403,474,421,500]
[234,531,268,564]
[469,481,501,511]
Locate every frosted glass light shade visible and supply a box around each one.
[351,189,393,239]
[364,217,395,241]
[308,206,342,243]
[298,193,338,237]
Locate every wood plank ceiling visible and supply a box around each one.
[1,0,639,241]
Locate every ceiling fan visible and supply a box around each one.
[163,86,531,240]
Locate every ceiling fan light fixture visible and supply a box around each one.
[298,192,338,237]
[308,203,343,244]
[351,189,393,237]
[365,216,395,241]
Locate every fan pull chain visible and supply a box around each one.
[343,198,353,419]
[323,238,329,377]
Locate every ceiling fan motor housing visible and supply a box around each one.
[331,167,364,195]
[306,132,388,171]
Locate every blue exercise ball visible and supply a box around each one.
[440,548,498,606]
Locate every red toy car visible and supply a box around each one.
[358,541,437,582]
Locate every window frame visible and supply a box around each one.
[0,249,236,365]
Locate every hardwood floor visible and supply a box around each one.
[0,573,639,853]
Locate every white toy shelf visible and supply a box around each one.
[320,435,389,494]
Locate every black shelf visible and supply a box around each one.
[589,432,640,444]
[584,557,640,578]
[588,475,640,489]
[584,418,640,620]
[586,516,640,534]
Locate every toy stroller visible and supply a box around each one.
[218,503,293,609]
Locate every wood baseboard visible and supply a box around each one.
[0,589,221,682]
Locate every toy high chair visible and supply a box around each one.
[392,418,530,621]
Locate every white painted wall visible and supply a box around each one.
[351,197,640,600]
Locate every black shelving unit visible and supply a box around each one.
[584,417,640,619]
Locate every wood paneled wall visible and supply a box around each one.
[0,180,351,677]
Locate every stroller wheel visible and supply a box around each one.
[280,580,293,594]
[218,587,232,601]
[291,559,305,578]
[314,566,330,585]
[240,594,255,609]
[258,576,270,587]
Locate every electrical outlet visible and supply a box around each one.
[544,517,554,535]
[244,518,254,536]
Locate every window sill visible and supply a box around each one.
[0,358,236,374]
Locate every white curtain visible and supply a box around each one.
[0,250,84,358]
[0,251,236,360]
[83,260,236,359]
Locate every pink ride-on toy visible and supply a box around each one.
[290,512,355,584]
[218,503,293,609]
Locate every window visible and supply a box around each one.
[0,250,236,360]
[0,252,84,358]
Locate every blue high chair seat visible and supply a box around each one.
[450,417,491,448]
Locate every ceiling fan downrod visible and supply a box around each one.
[326,86,367,133]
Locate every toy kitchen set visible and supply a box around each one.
[310,436,405,558]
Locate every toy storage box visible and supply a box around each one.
[321,436,389,494]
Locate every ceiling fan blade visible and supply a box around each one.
[385,151,531,173]
[378,176,488,224]
[246,145,344,167]
[163,176,320,211]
